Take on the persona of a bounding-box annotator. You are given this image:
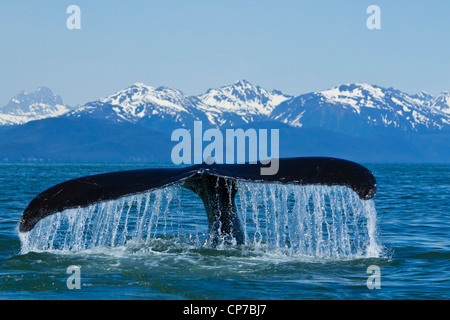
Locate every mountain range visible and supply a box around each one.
[0,80,449,163]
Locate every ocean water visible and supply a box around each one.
[0,162,448,300]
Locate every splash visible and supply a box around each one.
[19,182,382,259]
[20,186,185,254]
[236,183,382,259]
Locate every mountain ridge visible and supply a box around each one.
[0,80,449,163]
[1,81,449,134]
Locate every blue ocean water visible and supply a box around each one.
[0,162,448,300]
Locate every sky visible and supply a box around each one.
[1,0,450,106]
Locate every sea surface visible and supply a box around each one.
[0,162,448,300]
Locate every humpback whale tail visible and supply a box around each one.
[18,157,377,246]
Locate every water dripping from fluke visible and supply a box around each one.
[18,157,382,259]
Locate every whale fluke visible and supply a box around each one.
[18,157,377,245]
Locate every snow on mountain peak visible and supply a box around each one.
[199,79,291,116]
[270,83,450,132]
[68,82,207,124]
[71,80,292,126]
[319,83,386,112]
[98,83,193,120]
[102,83,190,110]
[2,82,450,133]
[317,83,438,115]
[411,91,433,101]
[0,87,69,125]
[431,91,450,115]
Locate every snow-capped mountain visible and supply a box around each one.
[2,81,450,135]
[65,80,291,127]
[198,79,291,124]
[270,83,450,134]
[431,92,450,116]
[67,83,211,126]
[411,91,434,102]
[0,87,69,126]
[1,81,449,163]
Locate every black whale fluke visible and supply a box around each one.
[18,157,377,245]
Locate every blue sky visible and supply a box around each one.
[1,0,449,106]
